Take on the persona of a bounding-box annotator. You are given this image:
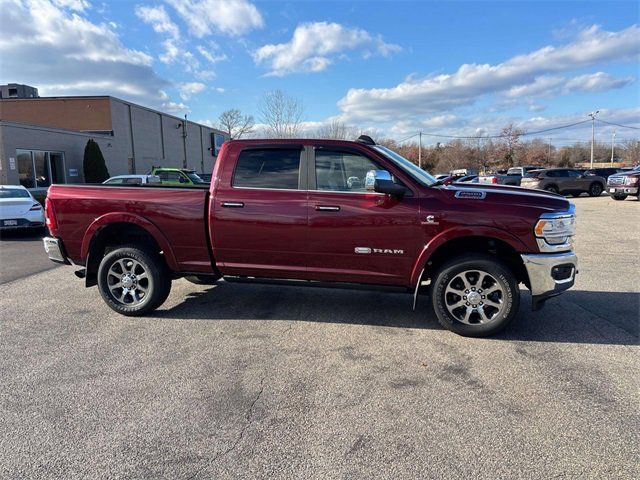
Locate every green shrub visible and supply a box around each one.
[83,139,110,183]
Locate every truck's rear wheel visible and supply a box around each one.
[97,246,171,316]
[431,254,519,337]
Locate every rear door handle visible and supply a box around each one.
[221,201,244,208]
[315,205,340,212]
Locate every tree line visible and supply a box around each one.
[217,90,639,173]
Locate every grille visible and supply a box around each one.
[608,177,624,186]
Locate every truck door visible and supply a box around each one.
[306,147,422,286]
[211,145,309,279]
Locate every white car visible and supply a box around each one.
[0,185,46,230]
[103,175,161,185]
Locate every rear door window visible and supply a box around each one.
[233,149,301,190]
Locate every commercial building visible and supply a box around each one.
[0,85,227,194]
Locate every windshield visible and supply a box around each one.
[373,146,438,186]
[0,188,31,199]
[506,168,522,176]
[185,171,206,183]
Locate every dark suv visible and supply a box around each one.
[584,167,623,181]
[520,168,605,197]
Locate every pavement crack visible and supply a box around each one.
[186,377,265,480]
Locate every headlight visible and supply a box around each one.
[534,205,576,252]
[626,177,638,186]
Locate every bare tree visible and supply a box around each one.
[218,108,254,139]
[259,90,304,138]
[621,139,640,165]
[497,124,525,167]
[315,119,358,140]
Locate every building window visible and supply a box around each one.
[16,150,66,189]
[8,87,18,97]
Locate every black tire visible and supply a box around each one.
[611,194,627,201]
[97,245,171,316]
[431,254,520,337]
[544,185,559,194]
[588,182,603,197]
[184,274,220,285]
[570,192,581,198]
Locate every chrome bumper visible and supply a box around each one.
[43,236,70,264]
[521,251,577,309]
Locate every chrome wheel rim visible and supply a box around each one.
[107,258,150,306]
[444,270,505,325]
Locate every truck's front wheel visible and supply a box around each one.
[97,246,171,316]
[431,254,519,337]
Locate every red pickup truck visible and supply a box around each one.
[43,136,578,337]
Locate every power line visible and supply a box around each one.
[397,119,593,142]
[596,119,640,130]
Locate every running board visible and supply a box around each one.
[222,276,409,294]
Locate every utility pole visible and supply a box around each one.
[182,114,188,169]
[610,130,616,164]
[588,110,599,168]
[418,132,422,169]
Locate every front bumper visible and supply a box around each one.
[607,186,638,195]
[521,251,577,310]
[43,237,70,264]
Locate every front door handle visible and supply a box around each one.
[221,201,244,208]
[315,205,340,212]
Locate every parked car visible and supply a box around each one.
[149,167,207,185]
[454,175,478,183]
[103,175,161,185]
[478,166,538,186]
[520,168,605,197]
[607,165,640,201]
[441,174,465,185]
[584,168,623,181]
[43,135,578,338]
[198,173,213,182]
[0,185,46,231]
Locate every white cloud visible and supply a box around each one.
[253,22,401,76]
[506,72,634,99]
[52,0,88,11]
[135,5,179,39]
[197,44,228,64]
[565,72,634,93]
[0,0,172,106]
[178,81,206,100]
[166,0,263,37]
[337,24,640,122]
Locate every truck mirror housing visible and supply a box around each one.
[365,170,392,191]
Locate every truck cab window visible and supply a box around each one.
[233,149,301,189]
[315,151,381,192]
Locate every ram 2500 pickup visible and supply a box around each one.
[43,136,578,337]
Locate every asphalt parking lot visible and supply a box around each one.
[1,195,638,479]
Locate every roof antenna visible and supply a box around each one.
[356,135,376,146]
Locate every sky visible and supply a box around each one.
[1,0,639,146]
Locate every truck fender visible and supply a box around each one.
[81,212,179,271]
[410,226,528,286]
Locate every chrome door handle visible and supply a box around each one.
[315,205,340,211]
[221,201,244,208]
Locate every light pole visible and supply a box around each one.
[588,110,599,168]
[610,130,616,164]
[418,132,422,169]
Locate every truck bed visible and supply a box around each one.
[47,184,213,273]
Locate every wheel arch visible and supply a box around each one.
[411,228,530,288]
[82,213,179,287]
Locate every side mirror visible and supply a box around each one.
[365,170,406,198]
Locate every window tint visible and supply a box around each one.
[547,170,567,178]
[0,188,30,198]
[158,171,182,182]
[567,170,582,178]
[106,178,124,184]
[233,149,300,189]
[124,177,143,184]
[315,150,381,192]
